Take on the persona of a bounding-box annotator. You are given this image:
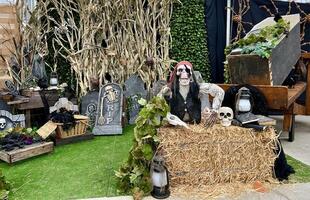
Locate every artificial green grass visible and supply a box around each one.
[0,125,134,200]
[287,155,310,183]
[1,125,310,200]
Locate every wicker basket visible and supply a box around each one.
[56,119,88,139]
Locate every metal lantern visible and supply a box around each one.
[49,72,58,87]
[151,156,170,199]
[235,87,252,113]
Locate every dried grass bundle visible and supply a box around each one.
[157,124,279,198]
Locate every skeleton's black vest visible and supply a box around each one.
[167,82,201,123]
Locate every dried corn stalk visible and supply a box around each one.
[1,0,51,88]
[43,0,175,96]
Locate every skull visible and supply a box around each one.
[218,107,234,127]
[0,118,7,129]
[176,64,192,86]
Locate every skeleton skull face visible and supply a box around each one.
[0,118,7,129]
[176,64,192,86]
[218,107,234,127]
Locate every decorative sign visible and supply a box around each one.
[81,91,99,126]
[0,110,25,131]
[92,83,123,135]
[124,75,147,124]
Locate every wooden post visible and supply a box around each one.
[25,109,31,127]
[283,104,294,132]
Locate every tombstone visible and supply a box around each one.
[81,91,99,126]
[194,71,204,84]
[0,110,25,131]
[124,75,147,124]
[92,83,123,135]
[151,80,167,97]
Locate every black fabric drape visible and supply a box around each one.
[205,0,226,83]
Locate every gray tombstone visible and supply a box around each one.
[0,110,25,131]
[81,91,99,126]
[194,71,204,84]
[124,75,147,124]
[92,83,123,135]
[151,80,167,97]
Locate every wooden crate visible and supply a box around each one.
[0,142,54,164]
[56,119,88,139]
[227,14,301,85]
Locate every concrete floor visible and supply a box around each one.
[84,183,310,200]
[84,115,310,200]
[276,115,310,165]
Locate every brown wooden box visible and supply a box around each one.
[56,119,88,139]
[227,14,301,85]
[0,142,54,164]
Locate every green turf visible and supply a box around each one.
[287,155,310,183]
[0,125,134,200]
[1,125,310,200]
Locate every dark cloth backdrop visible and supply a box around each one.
[205,0,310,83]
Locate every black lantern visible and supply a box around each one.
[151,156,170,199]
[235,87,252,114]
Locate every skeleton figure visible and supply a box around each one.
[104,85,119,103]
[0,118,7,130]
[160,61,225,127]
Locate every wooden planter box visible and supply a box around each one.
[56,119,88,139]
[227,14,301,85]
[0,142,54,164]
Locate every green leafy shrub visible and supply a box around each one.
[170,0,210,81]
[115,96,169,197]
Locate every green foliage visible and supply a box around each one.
[170,0,210,81]
[225,19,289,58]
[116,96,169,196]
[224,19,290,82]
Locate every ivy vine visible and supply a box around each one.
[115,96,169,198]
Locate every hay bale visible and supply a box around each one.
[158,124,278,188]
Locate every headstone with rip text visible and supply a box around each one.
[92,83,123,135]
